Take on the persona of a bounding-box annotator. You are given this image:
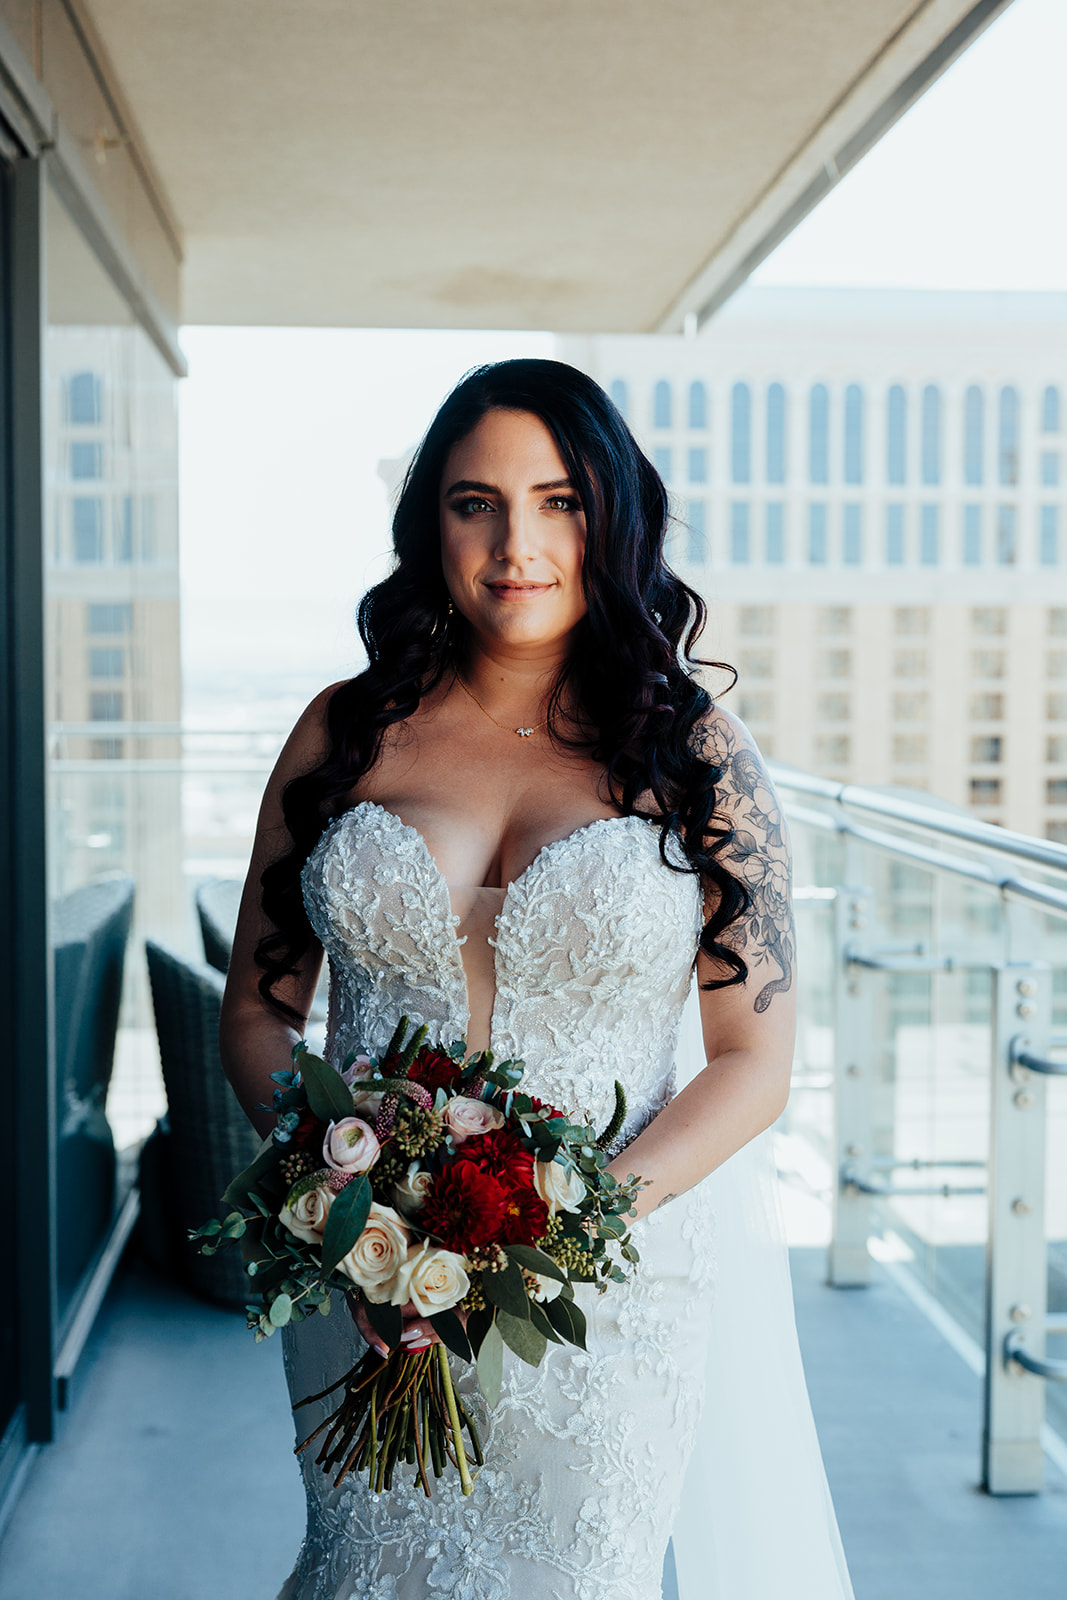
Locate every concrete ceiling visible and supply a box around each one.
[83,0,1010,331]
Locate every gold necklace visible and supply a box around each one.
[457,674,549,738]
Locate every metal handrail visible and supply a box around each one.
[841,1163,986,1200]
[1009,1037,1067,1077]
[1004,1329,1067,1382]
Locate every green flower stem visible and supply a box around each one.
[436,1344,473,1496]
[457,1397,484,1466]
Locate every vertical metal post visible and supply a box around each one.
[830,885,875,1287]
[983,961,1050,1494]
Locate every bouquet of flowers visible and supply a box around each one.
[192,1016,643,1498]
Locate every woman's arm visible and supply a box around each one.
[220,685,341,1137]
[606,706,796,1218]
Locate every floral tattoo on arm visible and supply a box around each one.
[698,713,796,1014]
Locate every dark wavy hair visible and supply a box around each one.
[255,358,749,1020]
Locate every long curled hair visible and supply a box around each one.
[256,358,749,1020]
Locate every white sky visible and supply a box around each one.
[179,0,1067,694]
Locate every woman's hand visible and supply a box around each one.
[350,1294,466,1358]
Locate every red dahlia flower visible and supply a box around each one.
[498,1186,549,1247]
[454,1126,534,1192]
[420,1162,507,1253]
[405,1048,462,1096]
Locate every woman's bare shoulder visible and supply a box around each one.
[693,700,789,861]
[273,679,349,783]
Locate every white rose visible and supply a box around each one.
[530,1271,564,1304]
[389,1239,470,1315]
[533,1158,586,1214]
[341,1053,374,1087]
[334,1202,411,1302]
[279,1183,334,1244]
[392,1162,434,1216]
[443,1095,504,1146]
[323,1116,380,1174]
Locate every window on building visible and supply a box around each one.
[808,503,827,564]
[920,504,939,565]
[1047,736,1067,763]
[971,692,1004,719]
[892,691,928,720]
[766,383,786,483]
[815,734,850,765]
[886,504,905,565]
[738,691,774,723]
[1048,694,1067,722]
[920,385,941,485]
[1047,821,1067,844]
[971,735,1003,763]
[893,648,927,678]
[1041,451,1059,486]
[609,379,628,418]
[973,649,1006,678]
[1047,779,1067,804]
[87,602,132,635]
[70,441,103,480]
[843,384,863,485]
[730,502,750,563]
[67,370,102,425]
[895,607,929,635]
[809,384,829,484]
[765,503,784,564]
[731,383,751,484]
[996,505,1016,565]
[887,384,907,484]
[740,649,774,679]
[1042,385,1061,433]
[820,649,852,678]
[1050,609,1067,636]
[73,498,104,562]
[89,647,124,679]
[653,445,672,480]
[972,607,1006,635]
[893,734,927,764]
[739,606,774,635]
[817,692,850,721]
[686,500,707,564]
[1047,649,1067,679]
[89,690,124,721]
[818,606,852,634]
[970,778,1002,805]
[687,447,707,483]
[998,386,1019,485]
[116,498,134,563]
[963,385,984,486]
[687,381,707,430]
[653,381,672,429]
[963,505,982,565]
[843,503,862,564]
[1041,506,1060,566]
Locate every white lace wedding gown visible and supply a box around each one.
[278,800,855,1600]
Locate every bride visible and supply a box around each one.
[220,358,854,1599]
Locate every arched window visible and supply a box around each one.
[996,505,1016,564]
[808,503,828,564]
[765,503,784,564]
[843,385,863,485]
[688,381,707,430]
[609,379,628,419]
[67,370,102,425]
[687,447,707,483]
[1043,385,1061,434]
[999,386,1019,486]
[921,385,941,486]
[1041,506,1060,566]
[964,385,984,486]
[766,383,786,484]
[653,380,672,429]
[963,506,982,565]
[885,504,905,565]
[730,502,750,563]
[731,383,751,484]
[920,505,939,565]
[686,500,707,564]
[843,504,862,564]
[809,384,829,485]
[886,385,906,485]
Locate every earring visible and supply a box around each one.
[447,600,454,616]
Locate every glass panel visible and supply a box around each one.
[999,385,1020,485]
[921,385,941,486]
[765,502,784,564]
[44,181,181,1331]
[808,502,827,564]
[731,382,750,484]
[609,378,628,418]
[843,384,863,485]
[687,380,706,430]
[886,384,906,484]
[963,385,984,486]
[730,501,749,563]
[808,383,829,484]
[766,383,786,484]
[653,380,671,429]
[685,499,706,564]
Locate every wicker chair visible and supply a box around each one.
[145,940,262,1308]
[195,877,244,974]
[53,875,135,1320]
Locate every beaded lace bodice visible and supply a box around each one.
[300,801,703,1143]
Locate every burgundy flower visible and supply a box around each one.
[498,1184,549,1247]
[420,1162,507,1253]
[454,1126,534,1193]
[290,1110,328,1152]
[406,1048,462,1096]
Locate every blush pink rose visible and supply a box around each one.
[322,1116,380,1174]
[443,1096,505,1146]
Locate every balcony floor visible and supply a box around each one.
[2,1247,1066,1600]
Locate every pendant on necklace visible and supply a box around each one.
[516,727,535,738]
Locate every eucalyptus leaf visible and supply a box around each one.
[476,1317,504,1407]
[465,1304,493,1356]
[497,1310,547,1367]
[428,1309,473,1363]
[268,1292,293,1328]
[544,1295,588,1349]
[319,1175,372,1276]
[296,1049,356,1124]
[527,1298,563,1344]
[503,1244,567,1283]
[480,1261,530,1320]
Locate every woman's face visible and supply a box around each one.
[439,408,588,655]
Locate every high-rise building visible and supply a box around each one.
[560,288,1067,838]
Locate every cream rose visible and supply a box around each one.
[279,1183,334,1244]
[334,1202,411,1302]
[323,1116,380,1174]
[529,1271,564,1304]
[533,1157,586,1214]
[389,1239,470,1315]
[341,1053,374,1087]
[443,1095,504,1145]
[392,1162,434,1216]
